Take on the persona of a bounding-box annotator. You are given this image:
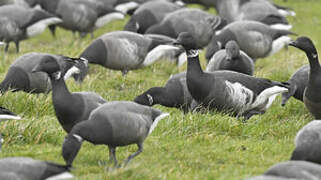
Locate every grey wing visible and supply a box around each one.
[75,92,107,105]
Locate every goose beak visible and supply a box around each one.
[288,40,297,47]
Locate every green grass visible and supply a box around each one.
[0,0,320,179]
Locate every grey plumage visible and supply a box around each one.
[0,5,62,52]
[206,40,255,75]
[62,101,169,167]
[0,157,73,180]
[0,52,87,94]
[289,36,321,119]
[124,0,182,33]
[206,20,295,61]
[80,31,184,75]
[291,120,321,164]
[145,8,225,48]
[37,0,124,37]
[281,64,309,106]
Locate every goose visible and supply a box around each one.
[79,31,184,76]
[0,106,21,151]
[206,40,255,75]
[0,5,62,52]
[145,8,226,48]
[291,120,321,164]
[214,0,293,30]
[36,0,124,38]
[0,0,30,7]
[0,52,87,94]
[288,36,321,119]
[32,56,107,133]
[0,157,73,180]
[246,161,321,180]
[281,65,309,106]
[124,0,182,34]
[134,72,194,113]
[174,32,289,120]
[62,101,169,167]
[206,20,295,61]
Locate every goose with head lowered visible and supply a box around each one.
[0,4,62,52]
[206,20,296,62]
[32,56,107,133]
[0,106,21,151]
[79,31,184,76]
[0,157,73,180]
[174,32,289,120]
[134,72,195,113]
[288,36,321,119]
[281,64,309,106]
[0,52,87,94]
[62,101,169,167]
[206,40,255,76]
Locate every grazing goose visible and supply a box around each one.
[0,106,21,151]
[134,72,194,113]
[79,31,184,76]
[62,101,169,167]
[175,32,289,120]
[206,40,255,75]
[246,161,321,180]
[32,56,107,133]
[0,157,73,180]
[37,0,124,38]
[291,120,321,164]
[145,8,226,48]
[288,36,321,119]
[281,65,309,106]
[0,5,62,52]
[206,20,295,61]
[124,0,182,34]
[0,52,87,94]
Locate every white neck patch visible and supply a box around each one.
[187,50,199,58]
[147,94,153,105]
[53,71,62,80]
[72,134,83,142]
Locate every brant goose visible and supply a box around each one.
[32,56,106,133]
[62,101,169,167]
[206,40,255,75]
[175,32,289,120]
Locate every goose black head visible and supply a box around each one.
[225,40,240,61]
[289,36,318,57]
[62,134,83,167]
[134,90,155,106]
[174,32,199,51]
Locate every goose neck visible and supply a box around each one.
[187,50,204,76]
[307,52,321,73]
[51,76,72,100]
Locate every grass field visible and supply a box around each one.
[0,0,320,179]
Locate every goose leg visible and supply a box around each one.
[122,69,128,76]
[4,43,9,52]
[49,25,56,38]
[124,143,143,166]
[14,41,19,53]
[108,146,118,167]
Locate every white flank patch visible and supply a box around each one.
[0,42,4,46]
[0,138,4,143]
[115,2,139,14]
[251,86,288,109]
[175,0,185,6]
[148,113,169,135]
[46,172,74,180]
[64,66,80,80]
[270,24,293,31]
[0,115,21,122]
[177,52,187,67]
[143,45,181,67]
[27,17,62,37]
[268,36,292,56]
[278,9,296,17]
[225,81,254,112]
[95,12,125,28]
